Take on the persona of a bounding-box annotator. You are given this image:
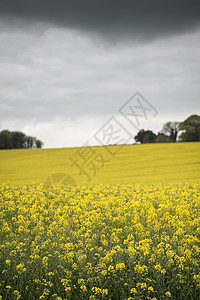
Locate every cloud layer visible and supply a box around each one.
[0,1,200,147]
[0,0,200,41]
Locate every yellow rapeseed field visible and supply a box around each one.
[0,183,200,299]
[0,142,199,186]
[0,143,200,299]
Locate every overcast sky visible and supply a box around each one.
[0,0,200,148]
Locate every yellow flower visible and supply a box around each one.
[80,285,87,292]
[148,286,154,292]
[116,263,125,271]
[130,288,137,294]
[140,282,147,289]
[5,259,11,264]
[101,270,107,276]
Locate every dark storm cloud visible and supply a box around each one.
[0,0,200,41]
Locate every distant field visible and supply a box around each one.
[0,142,199,186]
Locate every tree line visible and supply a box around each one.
[0,130,43,149]
[0,114,199,149]
[135,114,200,144]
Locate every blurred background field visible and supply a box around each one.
[0,142,199,186]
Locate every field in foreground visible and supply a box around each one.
[0,183,200,300]
[0,142,199,186]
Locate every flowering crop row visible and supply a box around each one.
[0,184,200,299]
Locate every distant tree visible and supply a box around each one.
[12,131,26,149]
[135,129,156,144]
[156,132,171,143]
[0,130,43,149]
[134,129,146,143]
[25,136,36,149]
[143,131,157,143]
[0,130,13,149]
[179,114,200,142]
[162,121,180,142]
[36,139,43,149]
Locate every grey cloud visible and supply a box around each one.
[0,25,199,126]
[0,2,200,148]
[0,0,200,41]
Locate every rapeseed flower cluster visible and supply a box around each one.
[0,183,199,299]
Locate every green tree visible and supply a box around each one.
[0,130,43,149]
[11,131,26,149]
[135,129,156,144]
[0,130,13,149]
[162,121,180,142]
[36,139,43,148]
[156,132,171,143]
[179,114,200,142]
[25,136,36,149]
